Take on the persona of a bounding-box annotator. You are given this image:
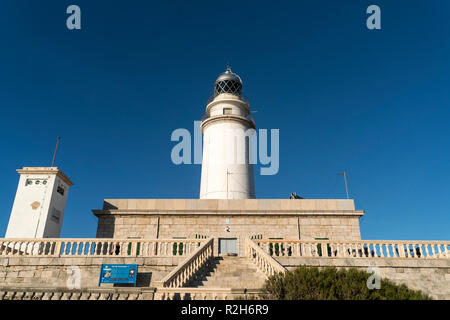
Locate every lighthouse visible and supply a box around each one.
[200,67,256,199]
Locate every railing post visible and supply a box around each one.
[54,241,62,257]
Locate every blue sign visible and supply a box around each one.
[98,264,138,287]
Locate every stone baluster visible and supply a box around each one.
[25,241,31,255]
[417,244,423,258]
[32,292,44,300]
[42,292,53,300]
[23,292,34,300]
[432,244,438,258]
[400,243,407,258]
[61,292,72,300]
[79,292,90,300]
[427,244,435,258]
[70,240,77,257]
[54,241,62,257]
[423,244,429,258]
[51,292,63,300]
[142,241,149,256]
[6,241,12,256]
[99,293,110,300]
[13,292,25,300]
[117,293,128,300]
[62,241,69,256]
[398,243,408,258]
[430,244,437,258]
[161,242,165,256]
[356,243,362,257]
[89,293,100,300]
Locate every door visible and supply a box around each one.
[218,238,238,255]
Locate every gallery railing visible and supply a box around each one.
[0,238,204,258]
[253,239,450,259]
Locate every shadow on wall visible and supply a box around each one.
[103,201,118,210]
[95,216,115,238]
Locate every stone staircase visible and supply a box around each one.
[184,256,267,289]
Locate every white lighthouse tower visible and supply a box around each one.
[200,67,256,199]
[5,167,73,238]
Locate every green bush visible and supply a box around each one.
[262,266,431,300]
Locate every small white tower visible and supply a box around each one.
[5,167,74,238]
[200,67,256,199]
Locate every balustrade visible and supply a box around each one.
[0,238,204,258]
[252,239,450,259]
[245,238,286,277]
[158,238,214,288]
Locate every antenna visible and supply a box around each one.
[226,169,229,199]
[226,62,231,72]
[338,171,349,199]
[51,136,61,167]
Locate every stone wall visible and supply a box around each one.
[0,256,184,289]
[276,257,450,300]
[1,255,448,299]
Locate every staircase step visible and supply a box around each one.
[184,256,267,289]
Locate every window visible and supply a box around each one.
[223,108,232,115]
[57,185,65,196]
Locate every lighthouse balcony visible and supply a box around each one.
[206,92,250,106]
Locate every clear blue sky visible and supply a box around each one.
[0,1,449,240]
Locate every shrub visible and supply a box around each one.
[261,266,431,300]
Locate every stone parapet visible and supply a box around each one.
[93,199,361,214]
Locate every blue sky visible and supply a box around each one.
[0,1,448,240]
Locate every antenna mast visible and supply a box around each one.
[344,170,349,199]
[338,171,349,199]
[51,136,61,167]
[226,169,229,199]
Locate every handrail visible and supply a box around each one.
[0,238,204,258]
[252,239,450,259]
[157,238,214,288]
[245,238,286,277]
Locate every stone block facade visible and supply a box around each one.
[93,199,363,256]
[0,256,184,289]
[1,255,448,299]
